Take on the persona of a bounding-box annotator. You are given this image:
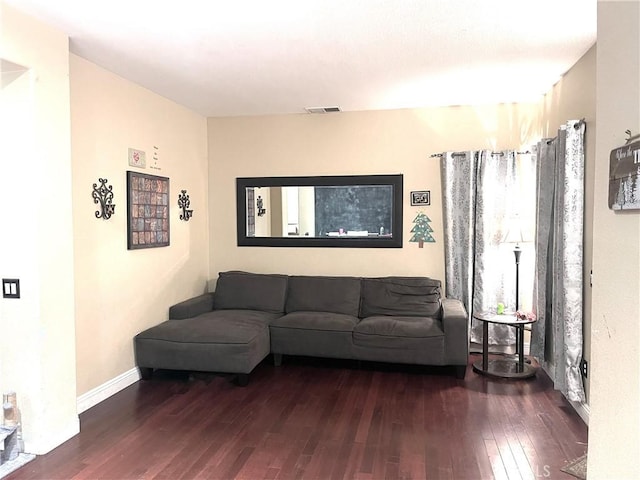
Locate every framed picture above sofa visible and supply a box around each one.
[126,171,170,250]
[236,174,403,248]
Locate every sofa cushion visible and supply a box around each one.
[353,315,444,349]
[285,276,361,316]
[270,312,358,359]
[271,311,359,332]
[137,309,281,345]
[214,271,288,313]
[360,277,441,318]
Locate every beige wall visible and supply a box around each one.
[540,45,596,403]
[588,1,640,477]
[4,2,632,465]
[208,104,541,283]
[0,3,78,454]
[70,55,210,396]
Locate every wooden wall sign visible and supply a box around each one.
[609,140,640,210]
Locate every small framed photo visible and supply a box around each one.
[411,190,430,206]
[128,148,146,168]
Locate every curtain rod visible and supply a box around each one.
[430,120,585,157]
[545,119,585,144]
[491,151,532,156]
[429,150,531,158]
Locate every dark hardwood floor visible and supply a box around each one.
[7,354,587,480]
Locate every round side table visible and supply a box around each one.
[472,311,537,379]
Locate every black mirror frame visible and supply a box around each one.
[236,174,403,248]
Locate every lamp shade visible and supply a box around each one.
[502,215,531,245]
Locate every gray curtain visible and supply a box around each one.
[530,120,586,402]
[441,151,476,319]
[442,150,536,346]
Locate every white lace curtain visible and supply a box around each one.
[441,150,537,347]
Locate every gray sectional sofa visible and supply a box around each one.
[134,271,469,385]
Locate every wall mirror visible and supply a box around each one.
[236,174,403,247]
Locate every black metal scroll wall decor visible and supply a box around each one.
[178,189,193,221]
[92,178,116,220]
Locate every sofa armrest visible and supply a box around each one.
[169,293,215,320]
[441,298,469,365]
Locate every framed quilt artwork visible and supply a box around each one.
[127,171,170,249]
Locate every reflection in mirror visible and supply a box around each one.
[252,185,393,238]
[237,175,403,248]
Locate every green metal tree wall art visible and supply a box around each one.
[409,212,435,248]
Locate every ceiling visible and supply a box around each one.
[6,0,596,117]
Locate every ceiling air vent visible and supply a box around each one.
[305,106,341,114]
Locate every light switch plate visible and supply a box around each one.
[2,278,20,298]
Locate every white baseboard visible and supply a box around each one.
[569,399,590,426]
[76,367,141,414]
[538,362,590,426]
[25,417,79,455]
[17,369,139,456]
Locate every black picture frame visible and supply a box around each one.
[126,171,170,250]
[410,190,431,206]
[236,174,403,248]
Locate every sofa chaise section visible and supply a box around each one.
[134,271,288,385]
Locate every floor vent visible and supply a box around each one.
[305,106,341,114]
